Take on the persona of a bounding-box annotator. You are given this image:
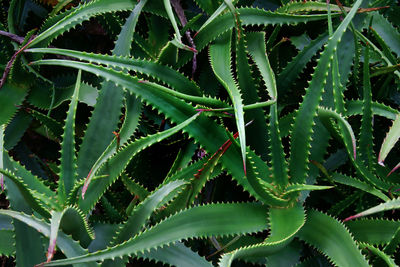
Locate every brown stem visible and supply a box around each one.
[170,0,197,79]
[335,0,389,13]
[0,30,24,44]
[0,35,35,89]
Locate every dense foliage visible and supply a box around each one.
[0,0,399,266]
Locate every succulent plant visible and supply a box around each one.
[0,0,399,266]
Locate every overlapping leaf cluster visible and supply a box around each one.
[0,0,399,266]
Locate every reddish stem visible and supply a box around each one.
[0,35,36,89]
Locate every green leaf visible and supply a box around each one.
[111,180,187,245]
[0,82,29,125]
[298,209,369,267]
[369,12,400,57]
[344,198,400,221]
[277,32,328,95]
[137,242,213,267]
[101,180,189,266]
[277,0,350,13]
[0,229,15,256]
[359,44,374,168]
[42,202,269,265]
[209,29,247,174]
[346,100,398,121]
[161,6,336,68]
[246,32,277,100]
[384,226,400,255]
[47,210,64,262]
[29,56,286,207]
[27,108,63,140]
[0,168,54,217]
[355,30,400,79]
[77,112,201,213]
[27,0,137,48]
[58,70,81,203]
[27,48,201,96]
[193,0,218,15]
[378,115,400,166]
[2,153,55,199]
[359,243,397,266]
[267,203,305,243]
[282,184,333,196]
[235,30,268,159]
[0,209,98,267]
[75,1,147,187]
[0,124,5,191]
[4,109,32,150]
[163,0,182,41]
[26,81,98,110]
[121,173,149,201]
[371,64,400,77]
[331,172,389,201]
[289,0,364,184]
[218,204,305,266]
[1,131,47,266]
[195,0,235,34]
[162,138,228,216]
[345,219,400,246]
[318,107,356,160]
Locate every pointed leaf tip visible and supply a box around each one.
[343,214,361,222]
[387,163,400,177]
[81,168,93,199]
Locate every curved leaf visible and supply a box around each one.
[111,180,187,245]
[43,202,269,265]
[378,115,400,166]
[0,209,98,267]
[298,209,369,267]
[289,0,364,184]
[75,1,146,183]
[30,57,289,207]
[26,47,201,96]
[137,242,213,267]
[359,243,397,266]
[209,30,247,174]
[344,198,400,222]
[218,204,305,266]
[27,0,136,48]
[345,219,400,246]
[78,112,201,212]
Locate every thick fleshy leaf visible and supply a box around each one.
[0,210,98,267]
[288,0,364,184]
[42,202,269,265]
[78,112,201,212]
[218,204,305,266]
[209,30,247,174]
[111,180,187,245]
[57,70,81,203]
[27,0,137,48]
[345,219,400,246]
[75,1,146,183]
[344,198,400,222]
[378,115,400,166]
[298,209,369,266]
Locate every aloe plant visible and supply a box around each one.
[0,0,399,266]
